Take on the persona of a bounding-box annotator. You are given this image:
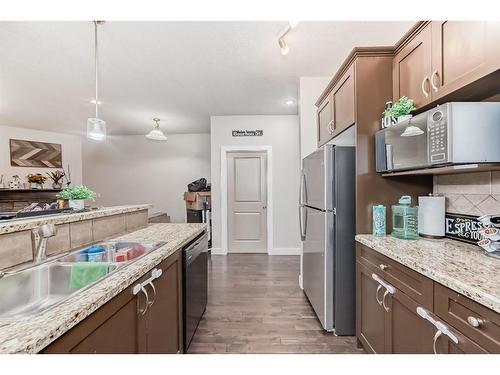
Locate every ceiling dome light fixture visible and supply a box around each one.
[146,118,168,141]
[87,21,106,141]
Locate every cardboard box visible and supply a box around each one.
[184,191,211,210]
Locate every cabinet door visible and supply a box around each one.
[317,93,334,147]
[430,21,489,99]
[384,287,434,354]
[43,285,147,354]
[393,24,432,108]
[356,262,386,353]
[332,64,356,135]
[146,253,182,353]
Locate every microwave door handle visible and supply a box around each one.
[386,144,394,170]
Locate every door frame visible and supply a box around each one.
[220,145,273,255]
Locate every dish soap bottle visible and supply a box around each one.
[391,195,419,240]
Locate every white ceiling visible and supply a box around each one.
[0,21,413,135]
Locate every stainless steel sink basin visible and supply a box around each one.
[0,241,165,320]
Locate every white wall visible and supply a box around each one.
[82,134,210,222]
[210,115,300,254]
[0,125,82,186]
[299,77,331,159]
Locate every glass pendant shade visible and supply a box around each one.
[87,117,107,141]
[146,118,167,141]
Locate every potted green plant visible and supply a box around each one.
[383,96,416,123]
[26,173,47,189]
[57,185,97,210]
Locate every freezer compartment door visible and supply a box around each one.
[302,148,326,210]
[302,206,334,331]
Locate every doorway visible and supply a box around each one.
[227,151,267,253]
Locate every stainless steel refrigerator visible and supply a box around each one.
[299,145,355,335]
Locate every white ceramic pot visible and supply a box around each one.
[69,199,85,210]
[397,114,413,123]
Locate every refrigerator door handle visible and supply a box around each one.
[299,171,307,241]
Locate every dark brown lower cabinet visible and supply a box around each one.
[356,242,500,354]
[356,262,386,353]
[43,250,182,354]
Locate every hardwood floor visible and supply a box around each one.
[188,254,364,354]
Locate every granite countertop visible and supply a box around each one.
[0,204,152,235]
[0,223,206,353]
[355,234,500,313]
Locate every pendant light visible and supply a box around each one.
[146,118,168,141]
[87,21,106,141]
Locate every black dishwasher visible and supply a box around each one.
[182,231,208,352]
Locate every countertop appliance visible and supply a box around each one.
[299,145,356,335]
[182,231,208,352]
[376,102,500,172]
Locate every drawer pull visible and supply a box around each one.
[379,264,389,271]
[375,284,384,306]
[382,290,391,312]
[467,316,484,328]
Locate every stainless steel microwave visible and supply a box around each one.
[376,102,500,172]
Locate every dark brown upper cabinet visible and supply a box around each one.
[317,93,334,147]
[394,21,500,109]
[393,23,433,108]
[332,64,356,136]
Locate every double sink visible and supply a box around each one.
[0,240,166,320]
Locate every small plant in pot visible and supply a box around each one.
[57,185,97,210]
[383,96,416,123]
[27,173,47,189]
[46,170,65,189]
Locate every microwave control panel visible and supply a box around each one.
[428,109,448,164]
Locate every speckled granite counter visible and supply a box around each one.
[0,223,206,353]
[356,234,500,314]
[0,204,152,235]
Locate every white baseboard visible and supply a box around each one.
[210,247,227,255]
[268,247,301,256]
[299,274,303,289]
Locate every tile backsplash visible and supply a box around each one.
[433,171,500,216]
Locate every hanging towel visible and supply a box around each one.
[69,262,110,289]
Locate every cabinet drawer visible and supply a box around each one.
[434,283,500,353]
[357,244,433,309]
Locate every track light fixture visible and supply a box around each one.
[277,21,299,56]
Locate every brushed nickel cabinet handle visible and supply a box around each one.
[146,281,157,307]
[327,120,334,134]
[467,316,484,328]
[421,76,430,97]
[382,290,391,312]
[376,284,384,306]
[137,286,149,316]
[431,70,439,92]
[379,264,389,271]
[433,330,442,354]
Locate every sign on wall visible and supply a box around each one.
[232,130,264,137]
[9,139,63,168]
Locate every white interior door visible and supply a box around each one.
[227,151,267,253]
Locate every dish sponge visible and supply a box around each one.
[69,262,110,289]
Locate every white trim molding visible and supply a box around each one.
[210,247,227,255]
[221,145,273,255]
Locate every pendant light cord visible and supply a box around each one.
[94,20,99,118]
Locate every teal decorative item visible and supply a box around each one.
[392,195,419,240]
[372,205,386,237]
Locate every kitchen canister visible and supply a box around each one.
[372,204,386,237]
[418,194,445,238]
